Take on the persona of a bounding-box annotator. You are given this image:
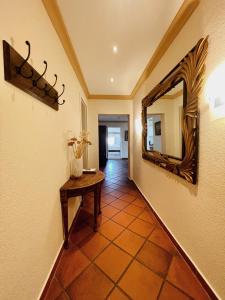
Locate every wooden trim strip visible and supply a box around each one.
[88,94,132,100]
[89,90,182,100]
[42,0,199,100]
[131,179,219,300]
[42,0,89,98]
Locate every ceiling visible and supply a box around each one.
[99,114,129,122]
[56,0,184,96]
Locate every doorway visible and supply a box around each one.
[107,127,121,159]
[98,114,130,177]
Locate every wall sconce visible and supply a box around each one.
[205,62,225,119]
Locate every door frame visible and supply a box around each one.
[81,98,88,168]
[98,114,130,178]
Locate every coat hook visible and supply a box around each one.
[33,60,47,88]
[45,74,57,95]
[16,41,33,79]
[56,84,65,105]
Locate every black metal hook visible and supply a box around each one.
[15,41,33,79]
[45,74,57,95]
[33,60,47,88]
[56,84,65,105]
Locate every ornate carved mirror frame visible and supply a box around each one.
[142,37,208,184]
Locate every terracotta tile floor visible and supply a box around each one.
[43,160,210,300]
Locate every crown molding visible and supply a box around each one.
[42,0,200,101]
[88,94,132,100]
[42,0,89,98]
[131,0,200,98]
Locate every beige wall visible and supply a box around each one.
[88,100,133,177]
[0,1,87,299]
[133,0,225,298]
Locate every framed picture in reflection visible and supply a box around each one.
[124,130,128,141]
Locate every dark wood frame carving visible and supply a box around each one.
[3,40,59,110]
[142,37,208,184]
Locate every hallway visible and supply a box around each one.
[43,160,209,300]
[1,1,225,299]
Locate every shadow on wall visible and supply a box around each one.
[143,159,198,197]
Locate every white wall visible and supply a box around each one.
[133,0,225,298]
[88,100,133,177]
[99,121,129,159]
[0,1,87,299]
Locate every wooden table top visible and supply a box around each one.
[60,171,105,191]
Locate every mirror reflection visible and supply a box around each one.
[146,81,184,159]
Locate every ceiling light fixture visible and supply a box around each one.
[110,77,114,83]
[112,45,118,53]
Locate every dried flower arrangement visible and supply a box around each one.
[68,131,92,159]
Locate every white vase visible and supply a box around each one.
[70,157,83,178]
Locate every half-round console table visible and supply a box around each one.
[60,171,105,249]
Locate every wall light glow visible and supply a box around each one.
[135,116,142,134]
[205,62,225,118]
[113,45,118,53]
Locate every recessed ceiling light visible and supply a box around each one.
[110,77,114,83]
[112,45,118,53]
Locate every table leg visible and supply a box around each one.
[94,187,100,231]
[81,195,84,207]
[98,183,102,215]
[60,191,69,249]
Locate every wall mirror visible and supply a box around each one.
[146,80,184,160]
[142,37,208,184]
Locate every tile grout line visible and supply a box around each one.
[96,180,197,299]
[90,199,160,297]
[111,198,172,299]
[62,188,152,298]
[54,274,72,300]
[54,166,195,300]
[66,208,189,300]
[104,223,158,299]
[50,164,128,298]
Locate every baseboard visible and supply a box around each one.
[132,179,220,300]
[38,205,81,300]
[38,180,219,300]
[37,241,64,300]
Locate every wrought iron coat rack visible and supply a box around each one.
[3,40,66,110]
